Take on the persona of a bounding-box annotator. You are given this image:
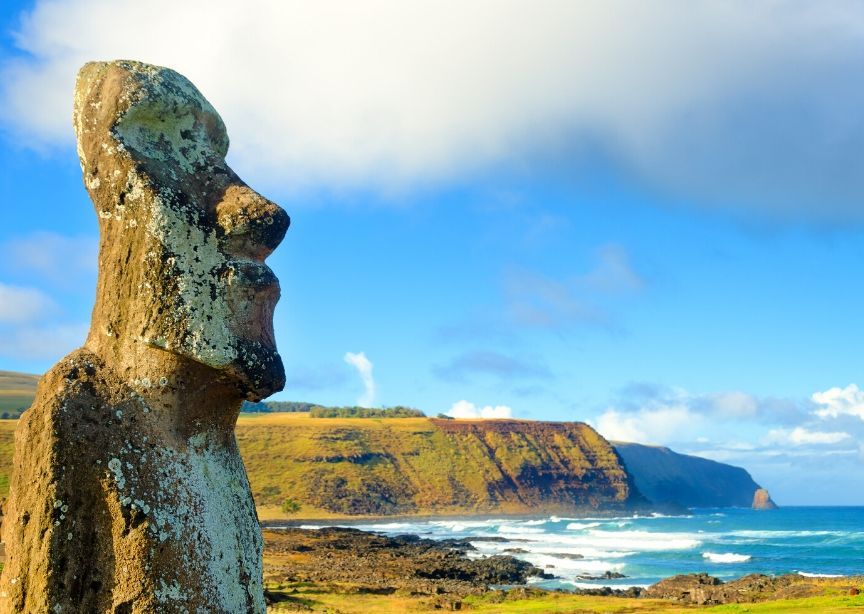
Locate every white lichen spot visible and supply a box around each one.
[107,457,126,489]
[156,579,187,602]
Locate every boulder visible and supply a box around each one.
[752,488,778,510]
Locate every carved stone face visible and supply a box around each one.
[74,61,289,399]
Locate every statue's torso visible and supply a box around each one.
[0,350,265,613]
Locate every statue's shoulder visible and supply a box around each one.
[24,348,133,437]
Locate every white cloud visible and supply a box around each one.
[812,384,864,420]
[0,322,88,359]
[592,405,698,445]
[766,426,851,446]
[0,232,97,283]
[343,351,375,407]
[4,1,864,220]
[446,400,513,419]
[0,283,55,323]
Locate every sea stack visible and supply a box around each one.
[752,488,778,510]
[0,61,289,612]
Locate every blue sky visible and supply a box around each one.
[1,1,864,504]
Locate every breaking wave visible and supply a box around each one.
[702,551,752,563]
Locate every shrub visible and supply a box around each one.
[281,498,302,515]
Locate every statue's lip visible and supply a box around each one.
[226,259,278,289]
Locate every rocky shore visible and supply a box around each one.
[262,526,864,611]
[262,527,547,599]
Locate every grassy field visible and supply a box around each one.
[262,581,864,613]
[0,371,38,417]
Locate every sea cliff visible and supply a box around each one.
[613,441,762,508]
[238,413,646,518]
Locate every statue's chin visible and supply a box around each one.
[225,345,286,402]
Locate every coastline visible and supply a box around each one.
[264,507,864,595]
[262,524,864,613]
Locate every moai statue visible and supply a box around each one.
[0,60,289,613]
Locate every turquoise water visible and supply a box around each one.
[302,507,864,589]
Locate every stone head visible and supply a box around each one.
[74,60,289,400]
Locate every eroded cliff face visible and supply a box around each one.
[237,416,647,516]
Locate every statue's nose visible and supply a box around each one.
[215,184,289,260]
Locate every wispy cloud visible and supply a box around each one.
[446,400,513,419]
[343,351,375,407]
[433,350,552,383]
[593,405,699,445]
[282,363,350,392]
[4,1,864,221]
[0,283,56,323]
[0,322,88,360]
[504,244,644,330]
[0,232,97,285]
[765,426,851,446]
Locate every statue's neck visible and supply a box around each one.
[85,336,244,440]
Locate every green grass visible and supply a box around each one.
[263,582,864,613]
[236,413,633,519]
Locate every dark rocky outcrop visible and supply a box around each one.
[614,442,761,508]
[262,527,547,596]
[643,572,839,605]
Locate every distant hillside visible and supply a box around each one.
[613,442,761,508]
[0,372,761,516]
[0,370,39,419]
[238,414,645,519]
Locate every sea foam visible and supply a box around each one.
[703,552,752,563]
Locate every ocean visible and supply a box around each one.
[301,507,864,589]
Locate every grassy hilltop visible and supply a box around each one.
[238,412,640,520]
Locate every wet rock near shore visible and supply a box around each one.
[576,571,627,580]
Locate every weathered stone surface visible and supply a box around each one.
[752,488,778,510]
[0,60,288,612]
[642,572,829,605]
